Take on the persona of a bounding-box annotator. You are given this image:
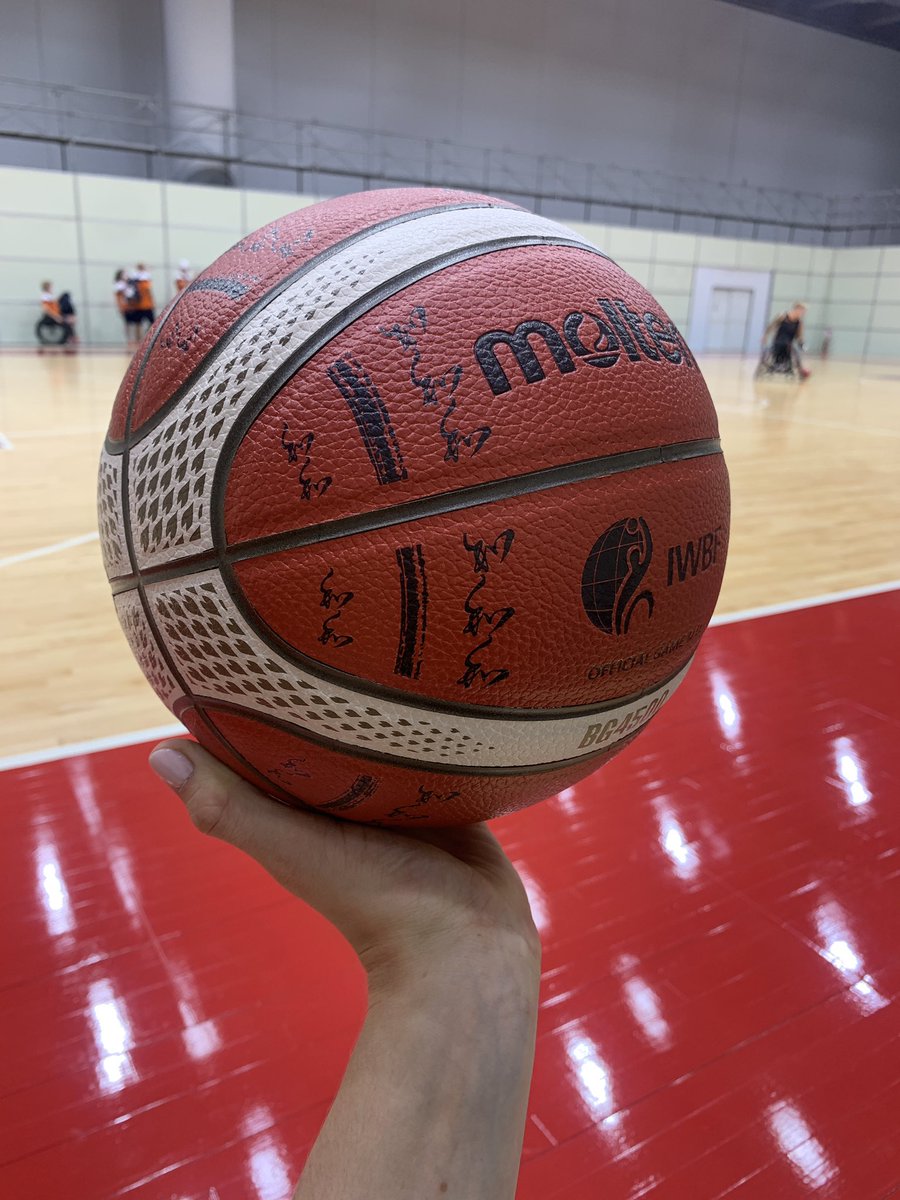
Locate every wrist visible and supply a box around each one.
[364,922,541,1007]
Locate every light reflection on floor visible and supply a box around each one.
[1,590,899,1198]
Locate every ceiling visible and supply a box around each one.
[717,0,900,52]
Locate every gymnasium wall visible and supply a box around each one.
[2,0,900,201]
[231,0,900,198]
[0,166,314,347]
[1,164,898,359]
[826,248,900,361]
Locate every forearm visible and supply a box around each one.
[149,744,543,1198]
[295,934,541,1200]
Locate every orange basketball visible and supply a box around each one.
[97,188,729,826]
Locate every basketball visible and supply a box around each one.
[97,187,729,826]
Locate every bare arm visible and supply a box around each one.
[298,936,539,1198]
[149,744,542,1200]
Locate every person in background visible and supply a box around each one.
[113,268,128,333]
[57,290,78,343]
[40,281,61,324]
[132,263,155,332]
[114,269,141,347]
[174,259,193,293]
[762,302,810,379]
[37,281,75,352]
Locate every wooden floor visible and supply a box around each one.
[1,350,898,757]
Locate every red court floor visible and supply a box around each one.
[1,590,898,1199]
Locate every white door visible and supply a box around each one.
[706,287,753,352]
[689,268,772,354]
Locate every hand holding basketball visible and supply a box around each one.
[149,740,540,974]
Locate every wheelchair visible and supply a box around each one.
[754,340,809,380]
[35,315,75,348]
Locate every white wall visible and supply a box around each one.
[0,165,896,357]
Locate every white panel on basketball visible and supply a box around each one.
[97,451,130,578]
[113,590,184,710]
[142,571,688,769]
[113,206,600,573]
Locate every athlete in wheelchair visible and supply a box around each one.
[36,282,77,350]
[756,302,809,379]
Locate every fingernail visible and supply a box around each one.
[149,747,194,790]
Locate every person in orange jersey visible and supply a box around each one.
[36,281,75,351]
[114,269,141,346]
[40,281,61,323]
[132,263,155,332]
[174,259,193,293]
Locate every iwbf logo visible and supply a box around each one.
[581,517,654,635]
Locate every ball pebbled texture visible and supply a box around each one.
[99,187,730,826]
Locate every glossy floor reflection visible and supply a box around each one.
[1,591,898,1199]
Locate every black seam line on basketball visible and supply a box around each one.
[103,201,587,456]
[109,229,608,459]
[183,702,316,810]
[110,226,642,727]
[136,539,693,720]
[120,523,199,725]
[175,695,649,777]
[122,290,188,447]
[119,305,213,714]
[232,437,722,557]
[109,211,527,697]
[119,457,200,718]
[204,232,615,716]
[115,282,200,714]
[108,438,722,592]
[169,649,689,732]
[105,201,498,454]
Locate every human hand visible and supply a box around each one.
[150,740,542,1199]
[149,741,541,984]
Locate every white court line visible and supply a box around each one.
[11,427,103,439]
[1,577,897,774]
[0,723,187,771]
[0,433,13,450]
[0,347,129,356]
[709,578,900,626]
[0,531,99,569]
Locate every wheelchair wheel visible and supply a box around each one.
[35,317,71,347]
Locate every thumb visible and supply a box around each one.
[148,741,357,911]
[147,743,481,963]
[150,741,281,844]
